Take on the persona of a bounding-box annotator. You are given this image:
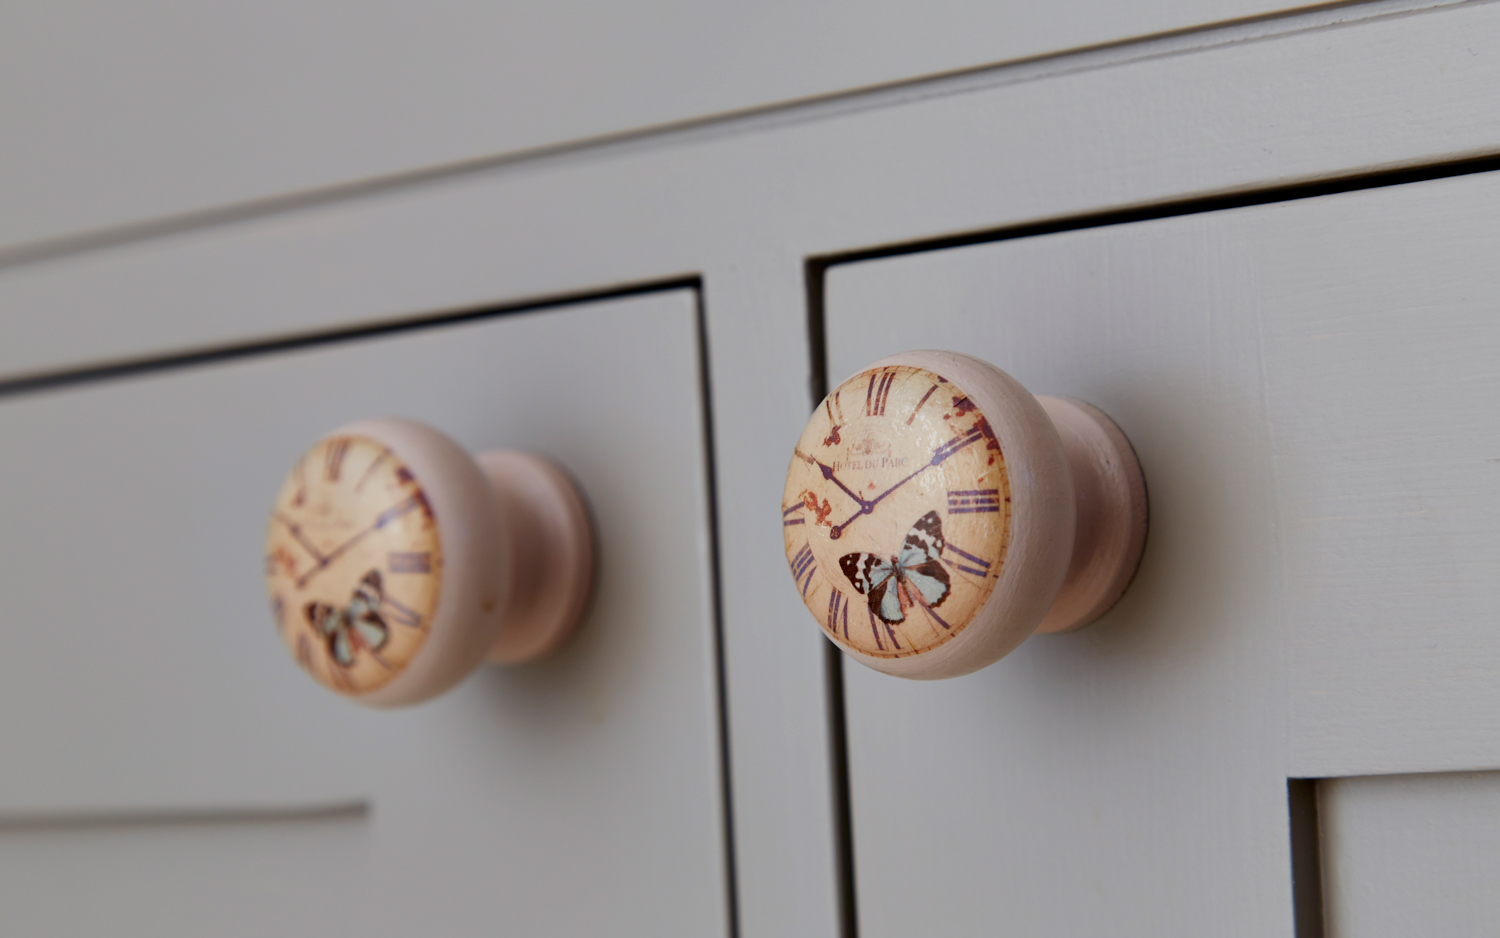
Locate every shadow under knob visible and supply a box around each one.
[782,350,1147,679]
[265,418,594,706]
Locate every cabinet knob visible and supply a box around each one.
[264,419,594,705]
[783,350,1147,679]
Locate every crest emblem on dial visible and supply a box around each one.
[782,364,1012,659]
[265,435,443,694]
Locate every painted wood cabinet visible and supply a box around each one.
[3,1,1500,935]
[0,291,732,936]
[1320,772,1500,935]
[0,0,1381,251]
[824,170,1500,935]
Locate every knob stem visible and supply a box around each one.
[477,452,595,663]
[1034,397,1148,633]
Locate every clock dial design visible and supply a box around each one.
[783,364,1012,658]
[265,435,443,694]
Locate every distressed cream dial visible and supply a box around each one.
[265,435,442,695]
[783,364,1012,659]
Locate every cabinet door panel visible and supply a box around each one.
[824,171,1500,934]
[0,290,728,937]
[1322,772,1500,937]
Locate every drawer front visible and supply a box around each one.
[3,0,1357,253]
[823,170,1500,934]
[0,290,729,937]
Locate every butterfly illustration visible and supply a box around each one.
[839,511,951,625]
[304,570,390,668]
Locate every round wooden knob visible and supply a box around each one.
[264,419,593,705]
[783,350,1147,679]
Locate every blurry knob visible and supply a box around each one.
[783,350,1146,679]
[265,418,593,705]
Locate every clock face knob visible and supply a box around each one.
[782,350,1147,680]
[265,418,594,706]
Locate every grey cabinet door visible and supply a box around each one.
[823,170,1500,935]
[0,290,731,938]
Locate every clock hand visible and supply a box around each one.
[830,465,928,537]
[273,513,328,564]
[926,425,987,466]
[295,494,427,589]
[867,426,986,509]
[829,426,987,539]
[794,449,869,510]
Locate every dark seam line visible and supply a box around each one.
[813,151,1500,269]
[823,643,858,938]
[694,284,742,938]
[1288,778,1327,938]
[0,274,700,400]
[806,257,860,938]
[0,801,370,832]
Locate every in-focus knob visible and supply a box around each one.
[264,418,593,705]
[782,350,1147,679]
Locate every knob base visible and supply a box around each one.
[476,452,595,663]
[1035,398,1148,634]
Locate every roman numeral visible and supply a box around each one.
[907,383,940,426]
[921,601,954,631]
[380,595,426,631]
[353,448,390,492]
[292,457,308,506]
[823,397,844,446]
[274,514,326,563]
[324,438,351,482]
[945,540,994,578]
[930,427,985,465]
[947,488,1002,513]
[295,634,315,672]
[375,494,427,529]
[387,551,433,574]
[865,369,896,416]
[791,543,818,597]
[826,589,850,638]
[866,607,901,651]
[783,502,805,527]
